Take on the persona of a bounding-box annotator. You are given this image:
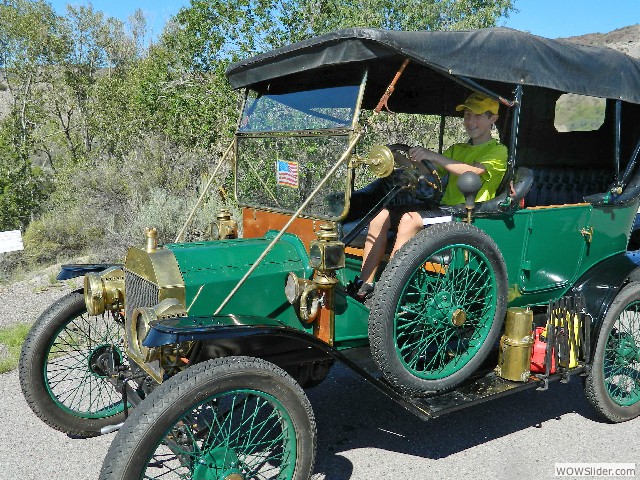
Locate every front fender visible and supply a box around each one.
[57,263,122,280]
[143,314,336,367]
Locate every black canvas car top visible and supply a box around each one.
[226,27,640,105]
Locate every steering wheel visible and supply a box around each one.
[386,144,443,201]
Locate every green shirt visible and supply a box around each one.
[439,139,508,206]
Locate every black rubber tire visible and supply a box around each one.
[18,290,126,437]
[585,282,640,422]
[369,222,508,395]
[627,267,640,283]
[100,356,316,480]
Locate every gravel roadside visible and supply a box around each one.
[0,370,113,480]
[0,268,109,480]
[0,267,82,330]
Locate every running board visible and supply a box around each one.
[338,347,586,421]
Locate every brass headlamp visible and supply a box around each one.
[126,298,188,379]
[84,266,125,316]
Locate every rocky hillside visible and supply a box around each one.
[562,24,640,58]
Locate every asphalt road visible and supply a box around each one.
[1,361,638,480]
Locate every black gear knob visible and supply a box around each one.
[457,172,482,209]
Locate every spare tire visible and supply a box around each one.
[369,221,508,395]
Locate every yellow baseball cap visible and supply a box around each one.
[455,93,499,115]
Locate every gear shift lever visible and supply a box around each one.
[457,172,482,222]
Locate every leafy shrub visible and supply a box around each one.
[22,207,104,266]
[0,126,52,231]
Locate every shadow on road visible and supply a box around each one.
[307,363,600,479]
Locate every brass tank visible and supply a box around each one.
[496,307,535,382]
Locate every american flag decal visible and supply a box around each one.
[276,160,299,188]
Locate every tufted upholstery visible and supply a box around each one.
[524,167,613,207]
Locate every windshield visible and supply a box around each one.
[236,134,351,219]
[239,85,360,132]
[236,80,364,220]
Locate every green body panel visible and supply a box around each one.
[166,232,313,331]
[337,255,363,287]
[333,292,370,347]
[164,231,371,345]
[333,254,370,346]
[518,206,591,292]
[585,204,639,266]
[474,201,638,307]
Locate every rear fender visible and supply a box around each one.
[567,252,640,356]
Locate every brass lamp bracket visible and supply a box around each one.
[299,284,322,323]
[580,226,594,243]
[284,272,321,323]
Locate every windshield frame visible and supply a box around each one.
[237,77,366,134]
[233,70,367,221]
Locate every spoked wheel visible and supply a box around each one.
[586,282,640,422]
[19,289,127,437]
[100,356,316,480]
[369,222,508,395]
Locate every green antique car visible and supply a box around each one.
[19,27,640,479]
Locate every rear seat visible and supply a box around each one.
[524,167,613,207]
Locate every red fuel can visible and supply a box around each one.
[530,326,556,374]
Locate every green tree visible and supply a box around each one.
[164,0,309,70]
[0,0,66,158]
[51,4,136,162]
[0,123,49,230]
[0,0,63,230]
[304,0,513,32]
[0,0,516,271]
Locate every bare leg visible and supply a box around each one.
[360,209,391,283]
[391,212,423,256]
